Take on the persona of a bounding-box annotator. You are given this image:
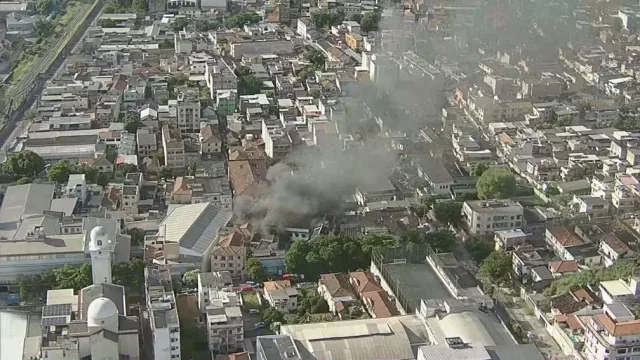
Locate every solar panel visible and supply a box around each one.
[42,303,72,317]
[42,316,68,326]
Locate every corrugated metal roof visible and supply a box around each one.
[160,203,232,255]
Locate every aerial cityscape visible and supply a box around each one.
[2,0,640,359]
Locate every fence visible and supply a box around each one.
[371,244,434,314]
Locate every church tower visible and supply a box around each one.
[89,226,113,285]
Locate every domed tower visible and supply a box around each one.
[89,226,113,285]
[87,297,120,360]
[87,297,119,331]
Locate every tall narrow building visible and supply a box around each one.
[89,225,114,285]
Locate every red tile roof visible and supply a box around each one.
[549,260,579,274]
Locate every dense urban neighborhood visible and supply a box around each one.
[5,0,640,359]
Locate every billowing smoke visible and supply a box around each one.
[233,143,396,233]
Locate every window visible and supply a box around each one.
[618,349,628,354]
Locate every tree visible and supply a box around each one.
[171,17,189,32]
[53,263,92,290]
[357,233,396,256]
[470,163,489,177]
[124,118,141,134]
[77,165,99,184]
[159,39,174,49]
[182,269,201,288]
[16,177,32,184]
[480,250,512,285]
[411,195,435,218]
[225,11,262,28]
[5,150,44,178]
[195,19,219,32]
[120,163,139,175]
[131,0,145,11]
[180,324,209,359]
[557,115,573,126]
[235,66,263,95]
[422,229,457,253]
[128,228,145,246]
[261,308,285,325]
[158,166,173,179]
[311,9,344,28]
[246,258,267,281]
[48,160,71,184]
[298,290,329,315]
[305,49,326,70]
[112,258,146,290]
[97,18,118,27]
[465,237,494,264]
[35,19,53,38]
[433,201,463,228]
[36,0,52,15]
[97,173,110,187]
[476,168,517,199]
[350,13,363,23]
[360,11,381,32]
[285,240,317,279]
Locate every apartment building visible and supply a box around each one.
[211,233,246,278]
[200,124,222,154]
[175,86,201,134]
[137,127,158,158]
[206,58,238,96]
[204,288,244,353]
[263,280,299,313]
[170,176,232,210]
[262,120,293,160]
[162,125,186,169]
[583,302,640,360]
[462,200,524,236]
[198,271,234,311]
[145,265,181,360]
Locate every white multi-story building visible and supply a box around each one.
[66,174,88,203]
[462,200,524,236]
[583,302,640,360]
[145,265,181,360]
[204,288,244,353]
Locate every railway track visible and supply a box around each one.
[5,0,98,113]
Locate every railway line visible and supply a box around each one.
[0,0,104,147]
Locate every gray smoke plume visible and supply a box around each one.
[233,143,396,233]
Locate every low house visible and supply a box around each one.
[317,273,358,314]
[599,232,634,267]
[262,280,299,313]
[551,286,601,316]
[494,229,527,251]
[599,278,640,306]
[545,226,589,260]
[349,271,398,318]
[548,260,579,278]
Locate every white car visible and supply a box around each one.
[249,309,260,315]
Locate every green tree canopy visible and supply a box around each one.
[433,201,463,228]
[48,160,71,184]
[261,307,285,325]
[171,17,189,32]
[285,233,396,280]
[225,12,262,28]
[36,0,52,15]
[16,177,32,184]
[476,168,517,199]
[76,165,99,184]
[112,258,146,290]
[246,257,267,281]
[311,9,344,28]
[470,163,489,177]
[360,11,381,32]
[159,39,174,49]
[53,263,92,290]
[464,237,494,264]
[5,150,44,178]
[128,228,145,246]
[480,250,512,285]
[305,49,326,70]
[182,269,201,288]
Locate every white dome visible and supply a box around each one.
[89,226,109,251]
[87,297,118,329]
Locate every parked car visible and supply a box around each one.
[254,322,266,329]
[249,309,260,315]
